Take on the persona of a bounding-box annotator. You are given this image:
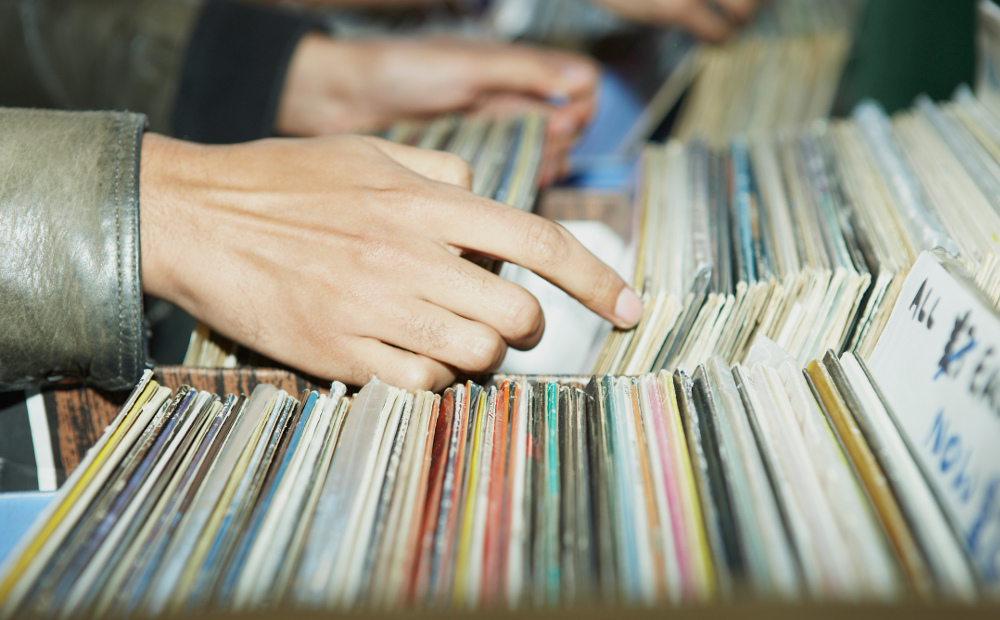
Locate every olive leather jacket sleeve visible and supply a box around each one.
[0,0,200,134]
[0,108,148,391]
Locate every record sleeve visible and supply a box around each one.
[231,389,337,609]
[585,377,618,601]
[528,382,547,605]
[806,359,933,599]
[60,388,214,615]
[706,357,799,598]
[611,378,641,602]
[333,386,405,607]
[659,371,715,601]
[646,374,692,601]
[429,383,469,599]
[626,378,664,603]
[273,395,350,603]
[543,382,561,605]
[674,370,732,596]
[27,386,178,614]
[637,376,680,602]
[294,380,390,606]
[390,392,440,606]
[828,352,977,599]
[173,391,293,611]
[357,392,416,602]
[117,394,242,614]
[482,382,510,604]
[505,381,531,607]
[412,389,454,603]
[91,392,221,616]
[368,391,427,606]
[453,386,487,604]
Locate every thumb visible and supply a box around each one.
[362,136,474,190]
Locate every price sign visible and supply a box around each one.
[869,251,1000,583]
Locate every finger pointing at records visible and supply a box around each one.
[138,133,639,392]
[417,182,643,330]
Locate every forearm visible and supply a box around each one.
[253,0,451,6]
[0,108,148,391]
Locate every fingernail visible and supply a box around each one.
[614,287,643,326]
[546,92,571,107]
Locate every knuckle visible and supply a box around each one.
[464,329,507,373]
[504,293,543,342]
[347,357,377,386]
[404,313,450,353]
[400,359,438,392]
[356,236,397,266]
[443,153,474,189]
[523,218,571,270]
[447,261,487,295]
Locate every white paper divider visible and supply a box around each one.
[869,251,1000,585]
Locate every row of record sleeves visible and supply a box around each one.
[0,333,991,618]
[593,85,1000,376]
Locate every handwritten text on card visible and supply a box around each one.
[870,252,1000,583]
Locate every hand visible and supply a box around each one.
[138,133,641,391]
[591,0,764,42]
[275,35,598,185]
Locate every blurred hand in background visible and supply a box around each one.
[276,35,599,184]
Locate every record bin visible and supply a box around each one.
[6,364,1000,619]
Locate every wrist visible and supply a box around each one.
[276,34,374,136]
[138,133,204,306]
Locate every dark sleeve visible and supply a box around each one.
[173,0,327,144]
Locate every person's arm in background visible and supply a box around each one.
[0,107,641,392]
[587,0,764,42]
[0,0,595,184]
[178,0,597,184]
[275,34,596,184]
[264,0,767,42]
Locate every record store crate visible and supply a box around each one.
[10,365,996,619]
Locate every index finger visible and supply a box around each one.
[433,189,643,330]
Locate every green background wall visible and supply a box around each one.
[838,0,978,114]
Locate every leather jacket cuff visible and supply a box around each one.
[173,0,326,144]
[0,109,148,391]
